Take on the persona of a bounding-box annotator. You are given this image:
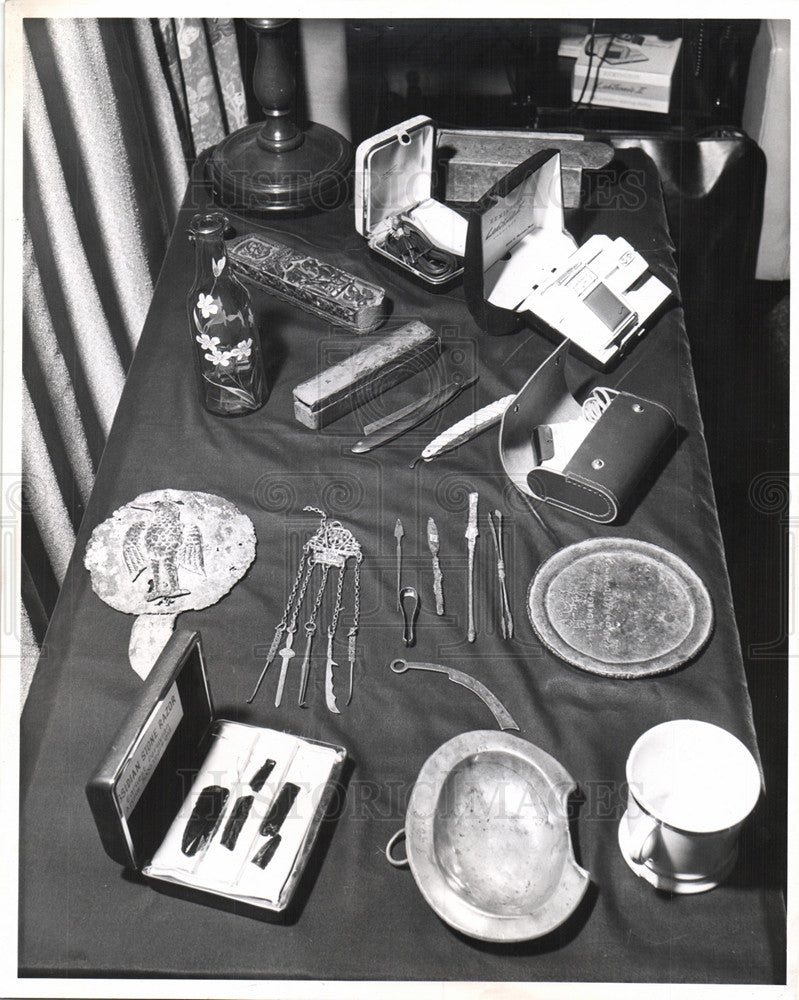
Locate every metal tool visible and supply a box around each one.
[487,509,513,640]
[297,626,315,708]
[427,517,444,616]
[297,562,330,707]
[389,659,519,731]
[394,518,404,610]
[400,586,420,646]
[351,372,478,454]
[465,492,479,643]
[410,395,514,468]
[362,397,433,437]
[249,507,362,708]
[247,628,283,704]
[274,554,318,707]
[274,628,296,707]
[324,631,340,714]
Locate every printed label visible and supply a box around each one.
[116,681,184,818]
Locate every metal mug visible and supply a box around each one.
[620,719,761,892]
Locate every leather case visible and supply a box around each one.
[500,342,676,523]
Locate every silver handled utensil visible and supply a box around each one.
[465,492,478,643]
[394,518,404,611]
[487,508,513,640]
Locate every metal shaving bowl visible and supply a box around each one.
[401,731,590,942]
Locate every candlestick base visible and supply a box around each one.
[207,121,351,215]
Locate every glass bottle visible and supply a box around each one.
[187,211,268,416]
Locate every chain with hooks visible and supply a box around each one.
[249,506,364,708]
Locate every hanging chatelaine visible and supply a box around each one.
[247,507,363,713]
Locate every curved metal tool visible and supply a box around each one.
[399,587,419,647]
[389,658,519,732]
[352,372,478,454]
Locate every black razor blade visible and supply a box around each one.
[249,758,276,793]
[181,785,229,857]
[220,795,254,851]
[259,782,300,837]
[251,832,282,869]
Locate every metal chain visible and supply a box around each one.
[327,563,347,639]
[287,559,316,632]
[303,505,327,525]
[347,555,362,663]
[351,555,361,630]
[305,563,330,633]
[275,550,308,630]
[277,508,329,631]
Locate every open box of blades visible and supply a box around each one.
[354,116,468,291]
[86,630,346,914]
[464,148,671,370]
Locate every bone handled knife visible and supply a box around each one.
[410,394,515,468]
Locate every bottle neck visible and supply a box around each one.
[193,234,227,283]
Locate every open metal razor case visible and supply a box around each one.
[354,115,468,291]
[465,148,671,370]
[86,630,346,914]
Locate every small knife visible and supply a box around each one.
[465,493,478,643]
[351,372,478,454]
[427,517,445,616]
[410,394,515,468]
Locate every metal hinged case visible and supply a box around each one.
[464,148,671,370]
[85,630,346,914]
[354,115,467,291]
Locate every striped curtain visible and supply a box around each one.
[22,18,248,705]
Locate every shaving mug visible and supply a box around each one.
[619,719,760,893]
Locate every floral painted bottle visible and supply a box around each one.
[187,211,268,416]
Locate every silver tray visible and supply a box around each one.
[527,537,714,678]
[404,730,589,942]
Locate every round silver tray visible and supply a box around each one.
[404,730,589,942]
[527,537,713,678]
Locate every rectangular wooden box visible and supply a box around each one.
[293,320,441,429]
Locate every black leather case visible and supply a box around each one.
[500,342,676,523]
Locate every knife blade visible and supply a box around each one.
[427,517,445,616]
[351,372,478,454]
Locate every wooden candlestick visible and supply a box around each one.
[207,19,351,213]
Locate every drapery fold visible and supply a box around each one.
[22,17,248,705]
[157,18,248,159]
[21,17,351,705]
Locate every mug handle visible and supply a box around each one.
[385,828,409,868]
[628,815,659,865]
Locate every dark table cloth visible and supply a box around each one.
[19,149,785,982]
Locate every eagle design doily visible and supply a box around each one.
[85,489,256,678]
